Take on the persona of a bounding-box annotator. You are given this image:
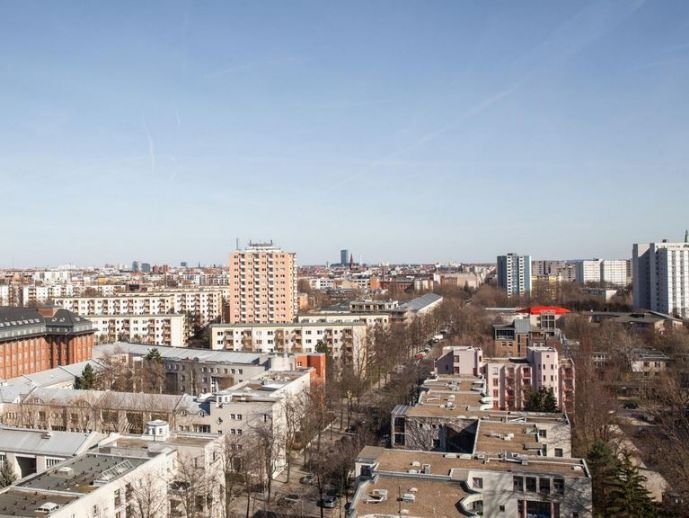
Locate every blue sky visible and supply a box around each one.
[1,1,688,266]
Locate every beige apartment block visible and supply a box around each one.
[228,243,297,324]
[53,288,224,329]
[90,314,187,346]
[210,322,368,372]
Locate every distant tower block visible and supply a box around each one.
[340,249,349,266]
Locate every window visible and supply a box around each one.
[539,478,550,494]
[513,476,524,492]
[554,478,565,494]
[554,448,563,458]
[46,457,63,468]
[525,477,537,492]
[472,477,483,489]
[538,429,547,438]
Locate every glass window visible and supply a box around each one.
[513,476,524,492]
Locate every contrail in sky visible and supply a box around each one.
[142,117,156,174]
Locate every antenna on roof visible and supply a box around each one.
[236,238,240,250]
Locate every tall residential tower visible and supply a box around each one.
[228,242,297,324]
[497,253,532,297]
[633,235,689,318]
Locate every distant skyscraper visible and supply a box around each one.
[228,242,297,324]
[633,238,689,318]
[497,253,532,297]
[131,261,140,272]
[141,263,151,274]
[340,249,350,266]
[180,261,188,268]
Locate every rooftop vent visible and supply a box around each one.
[36,502,60,514]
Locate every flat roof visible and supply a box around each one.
[113,433,216,450]
[0,489,79,517]
[474,421,542,455]
[211,321,367,329]
[358,447,589,479]
[353,475,467,518]
[20,452,149,494]
[95,342,266,365]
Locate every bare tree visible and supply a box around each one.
[172,454,221,518]
[124,471,168,518]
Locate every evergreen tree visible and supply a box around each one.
[0,461,17,487]
[607,452,656,517]
[524,387,544,412]
[75,364,97,390]
[587,440,619,516]
[543,387,558,413]
[145,348,163,363]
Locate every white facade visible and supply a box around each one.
[0,449,173,518]
[54,289,223,332]
[297,312,390,328]
[90,314,186,346]
[575,260,602,284]
[210,322,368,372]
[633,241,689,319]
[308,277,335,290]
[575,259,628,286]
[600,260,628,286]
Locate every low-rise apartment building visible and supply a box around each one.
[0,360,315,451]
[0,447,173,518]
[53,288,224,335]
[210,322,368,372]
[350,446,592,518]
[90,314,187,346]
[390,293,444,323]
[435,346,575,413]
[391,373,572,458]
[94,342,326,394]
[297,312,390,327]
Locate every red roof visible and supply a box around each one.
[518,305,570,315]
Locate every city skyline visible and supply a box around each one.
[2,1,689,265]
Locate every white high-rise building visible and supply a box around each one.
[575,260,602,284]
[575,259,628,287]
[600,260,628,286]
[633,238,689,319]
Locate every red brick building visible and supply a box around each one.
[0,307,95,379]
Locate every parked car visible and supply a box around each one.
[300,473,315,485]
[320,494,338,508]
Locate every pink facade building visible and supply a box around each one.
[436,345,575,413]
[228,243,297,324]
